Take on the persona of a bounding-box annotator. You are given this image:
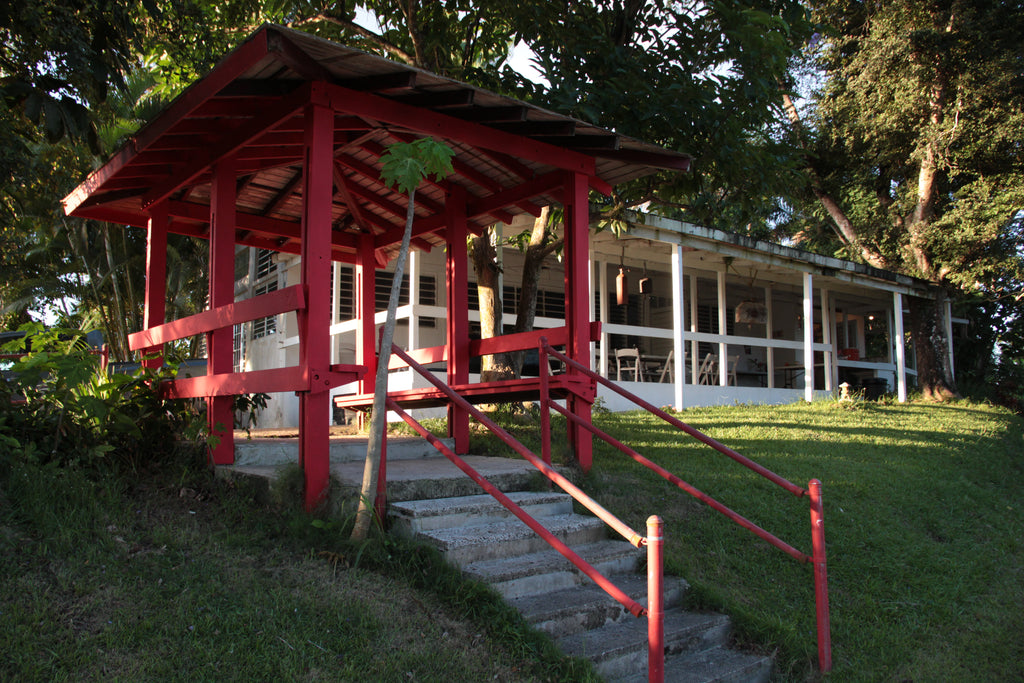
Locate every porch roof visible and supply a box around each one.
[606,211,937,300]
[61,24,690,264]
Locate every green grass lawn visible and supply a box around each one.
[3,398,1021,682]
[570,399,1024,681]
[0,456,595,682]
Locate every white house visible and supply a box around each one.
[233,209,949,428]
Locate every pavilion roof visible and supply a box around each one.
[63,24,690,264]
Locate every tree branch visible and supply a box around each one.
[293,14,416,65]
[782,91,889,270]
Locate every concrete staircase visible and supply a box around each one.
[223,432,773,680]
[391,489,773,682]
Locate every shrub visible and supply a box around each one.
[0,323,205,474]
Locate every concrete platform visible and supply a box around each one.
[219,432,546,506]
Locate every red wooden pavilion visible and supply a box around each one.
[62,25,690,507]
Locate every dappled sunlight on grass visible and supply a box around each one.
[578,399,1024,682]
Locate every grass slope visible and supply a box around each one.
[574,400,1024,681]
[3,399,1021,682]
[0,458,595,682]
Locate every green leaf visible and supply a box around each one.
[379,138,455,195]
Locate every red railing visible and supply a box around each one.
[386,343,668,682]
[540,338,832,672]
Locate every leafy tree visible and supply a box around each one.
[277,1,810,378]
[780,0,1024,399]
[515,0,812,231]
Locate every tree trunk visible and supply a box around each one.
[471,227,515,381]
[510,207,559,375]
[906,293,958,401]
[351,187,417,541]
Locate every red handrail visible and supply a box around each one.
[540,338,832,673]
[387,344,667,682]
[386,398,645,618]
[389,344,645,548]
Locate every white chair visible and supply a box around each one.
[726,355,739,386]
[697,353,717,385]
[615,348,643,382]
[658,350,675,383]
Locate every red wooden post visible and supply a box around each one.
[207,157,236,465]
[647,515,665,683]
[809,479,832,672]
[298,94,335,510]
[355,231,377,399]
[142,201,168,369]
[564,171,593,471]
[539,338,552,469]
[445,186,470,454]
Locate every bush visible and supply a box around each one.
[0,323,205,474]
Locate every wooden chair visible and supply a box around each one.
[726,355,739,386]
[615,348,643,382]
[658,349,675,383]
[697,353,717,385]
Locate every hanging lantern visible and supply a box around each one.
[638,261,652,295]
[616,267,628,305]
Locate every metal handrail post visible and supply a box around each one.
[809,479,832,672]
[647,515,665,683]
[539,338,552,468]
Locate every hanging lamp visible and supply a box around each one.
[616,246,628,305]
[638,260,652,295]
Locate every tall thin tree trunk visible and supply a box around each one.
[351,188,417,541]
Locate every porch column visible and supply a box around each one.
[408,250,420,351]
[689,274,698,383]
[598,259,610,378]
[820,287,833,392]
[355,232,377,397]
[893,292,907,402]
[445,186,470,454]
[587,244,596,371]
[330,262,340,366]
[564,171,592,471]
[802,272,814,402]
[298,101,334,509]
[207,157,236,465]
[829,292,839,392]
[717,269,728,386]
[670,244,686,409]
[765,285,775,388]
[142,201,168,369]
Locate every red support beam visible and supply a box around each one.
[207,157,237,466]
[324,82,596,177]
[445,186,470,454]
[162,365,364,399]
[564,170,593,471]
[61,30,272,216]
[128,285,306,350]
[142,202,168,368]
[141,82,316,210]
[298,102,336,509]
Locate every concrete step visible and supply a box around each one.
[333,454,543,503]
[233,434,454,467]
[613,646,773,683]
[418,513,607,567]
[390,491,573,537]
[558,608,732,681]
[509,573,688,639]
[462,539,639,599]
